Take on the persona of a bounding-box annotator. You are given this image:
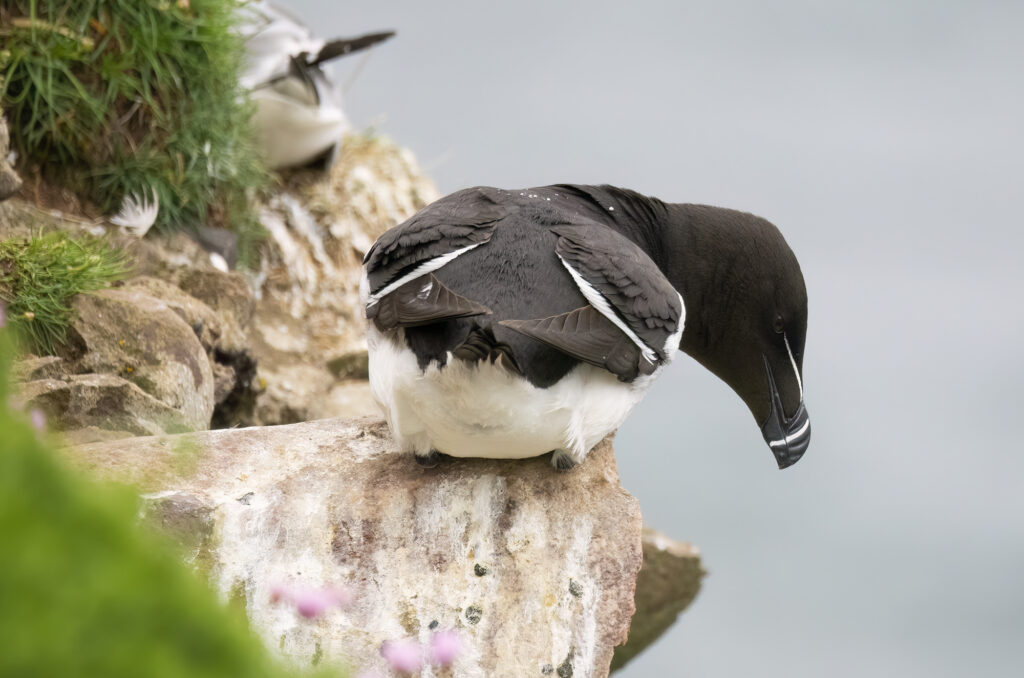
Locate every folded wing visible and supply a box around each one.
[363,187,514,329]
[502,222,684,381]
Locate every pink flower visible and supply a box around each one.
[293,590,332,619]
[30,408,46,432]
[380,638,422,673]
[293,586,351,618]
[270,583,352,619]
[355,672,384,678]
[430,629,463,666]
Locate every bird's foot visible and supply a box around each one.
[414,450,442,468]
[550,450,578,472]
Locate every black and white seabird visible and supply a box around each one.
[238,1,394,169]
[362,185,811,471]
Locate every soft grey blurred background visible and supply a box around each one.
[288,1,1024,675]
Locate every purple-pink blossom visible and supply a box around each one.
[380,638,423,673]
[270,583,352,619]
[29,408,46,432]
[430,629,463,666]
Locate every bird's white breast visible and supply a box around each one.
[250,83,347,169]
[367,327,661,462]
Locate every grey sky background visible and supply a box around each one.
[288,1,1024,675]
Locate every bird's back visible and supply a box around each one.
[404,194,590,386]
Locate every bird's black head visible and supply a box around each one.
[669,204,810,469]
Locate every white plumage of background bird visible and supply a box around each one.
[237,1,394,170]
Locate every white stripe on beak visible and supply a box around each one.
[783,332,803,400]
[768,417,811,448]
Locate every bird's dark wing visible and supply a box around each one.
[552,223,682,360]
[501,306,649,381]
[285,55,320,105]
[552,223,682,359]
[366,273,491,331]
[499,221,682,380]
[363,187,512,294]
[311,31,396,66]
[363,187,515,330]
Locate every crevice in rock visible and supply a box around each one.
[210,347,259,429]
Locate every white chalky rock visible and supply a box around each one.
[68,417,643,678]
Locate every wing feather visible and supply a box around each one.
[363,187,512,294]
[551,223,683,360]
[367,273,491,331]
[501,306,652,381]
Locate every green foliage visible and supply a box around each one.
[0,0,268,260]
[0,231,126,354]
[0,327,342,678]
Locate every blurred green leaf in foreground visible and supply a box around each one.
[0,318,341,678]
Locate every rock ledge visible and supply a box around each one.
[68,417,643,678]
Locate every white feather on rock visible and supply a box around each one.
[109,191,159,238]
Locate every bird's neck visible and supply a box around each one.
[560,186,740,358]
[646,203,738,358]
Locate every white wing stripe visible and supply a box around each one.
[558,255,659,363]
[366,243,482,306]
[663,292,685,355]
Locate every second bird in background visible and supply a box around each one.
[237,1,394,170]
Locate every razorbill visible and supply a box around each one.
[362,184,810,471]
[238,1,394,169]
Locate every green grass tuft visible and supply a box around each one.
[0,0,268,262]
[0,231,127,355]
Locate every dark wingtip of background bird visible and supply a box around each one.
[313,31,397,66]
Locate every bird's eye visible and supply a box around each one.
[773,314,785,334]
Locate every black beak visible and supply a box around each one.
[760,356,810,469]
